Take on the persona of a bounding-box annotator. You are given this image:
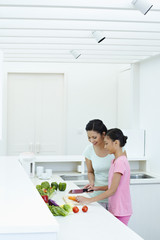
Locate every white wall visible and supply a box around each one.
[1,62,125,155]
[117,64,140,130]
[117,68,133,128]
[138,55,160,174]
[0,51,4,145]
[116,65,145,158]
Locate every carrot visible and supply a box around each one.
[68,196,78,202]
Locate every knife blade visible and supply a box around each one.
[68,188,93,194]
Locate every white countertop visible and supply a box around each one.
[130,171,160,185]
[32,175,144,240]
[55,171,160,186]
[0,158,59,237]
[0,156,149,240]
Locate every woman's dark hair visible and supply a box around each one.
[106,128,128,147]
[85,119,107,135]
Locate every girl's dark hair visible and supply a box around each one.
[85,119,107,135]
[106,128,128,147]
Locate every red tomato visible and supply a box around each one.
[82,205,88,212]
[72,206,79,213]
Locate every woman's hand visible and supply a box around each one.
[90,186,100,191]
[83,183,94,191]
[76,196,91,204]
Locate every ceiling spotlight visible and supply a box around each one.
[132,0,153,15]
[70,50,81,59]
[92,31,106,43]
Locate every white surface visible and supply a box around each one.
[32,175,142,240]
[34,155,147,175]
[34,155,147,162]
[1,155,158,185]
[0,155,143,240]
[0,1,160,64]
[36,165,44,176]
[0,157,59,239]
[35,155,84,162]
[33,176,144,240]
[58,171,160,186]
[7,73,65,155]
[117,68,133,129]
[130,171,160,185]
[0,51,3,140]
[122,129,145,157]
[129,183,160,240]
[0,62,120,155]
[39,175,50,180]
[139,55,160,175]
[35,154,152,180]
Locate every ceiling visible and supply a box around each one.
[0,0,160,64]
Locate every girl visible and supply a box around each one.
[77,128,132,225]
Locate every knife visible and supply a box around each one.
[69,188,93,194]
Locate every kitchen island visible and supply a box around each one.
[0,157,59,240]
[0,157,144,240]
[45,180,144,240]
[33,176,144,240]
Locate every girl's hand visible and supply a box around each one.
[76,196,91,204]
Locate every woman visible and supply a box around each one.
[83,119,114,208]
[77,128,132,226]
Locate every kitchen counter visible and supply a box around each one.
[0,156,144,240]
[33,175,144,240]
[130,171,160,185]
[0,157,59,240]
[57,171,160,186]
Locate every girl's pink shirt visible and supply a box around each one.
[108,155,132,217]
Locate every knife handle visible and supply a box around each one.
[83,188,94,192]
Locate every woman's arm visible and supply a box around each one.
[77,172,122,204]
[84,158,95,187]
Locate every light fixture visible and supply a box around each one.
[132,0,153,15]
[92,31,106,43]
[70,50,81,59]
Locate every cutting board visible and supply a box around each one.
[63,195,80,205]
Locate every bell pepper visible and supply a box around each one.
[41,195,48,203]
[51,182,59,190]
[58,182,67,191]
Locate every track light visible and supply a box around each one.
[132,0,153,15]
[92,31,106,43]
[70,50,81,59]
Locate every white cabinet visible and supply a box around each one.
[129,183,160,240]
[7,73,65,155]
